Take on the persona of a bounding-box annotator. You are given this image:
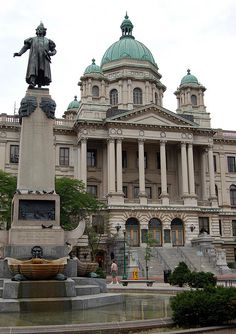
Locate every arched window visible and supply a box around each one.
[133,88,143,105]
[110,89,118,106]
[92,85,99,97]
[171,218,184,246]
[191,94,197,105]
[230,185,236,206]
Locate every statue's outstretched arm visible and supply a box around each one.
[13,45,29,57]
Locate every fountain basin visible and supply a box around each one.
[5,257,68,280]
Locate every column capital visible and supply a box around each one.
[138,138,145,143]
[107,138,115,144]
[80,137,87,143]
[160,140,167,145]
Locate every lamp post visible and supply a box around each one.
[123,230,128,279]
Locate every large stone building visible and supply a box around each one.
[1,15,236,265]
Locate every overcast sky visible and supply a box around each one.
[0,0,235,130]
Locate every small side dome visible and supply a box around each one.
[181,69,199,85]
[84,59,102,75]
[67,96,80,110]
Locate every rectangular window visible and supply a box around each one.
[92,215,104,234]
[134,186,139,198]
[219,219,222,236]
[213,155,217,172]
[87,149,97,167]
[141,229,148,243]
[232,220,236,236]
[87,185,97,197]
[59,147,69,166]
[123,186,128,198]
[156,152,161,169]
[10,145,19,163]
[199,217,210,234]
[122,151,127,168]
[145,186,152,199]
[227,156,236,172]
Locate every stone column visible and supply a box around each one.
[80,138,87,188]
[160,140,169,205]
[127,79,132,110]
[118,80,123,107]
[181,142,189,197]
[0,142,6,170]
[108,139,116,193]
[219,152,228,206]
[116,139,123,193]
[201,149,207,201]
[138,139,147,204]
[187,143,195,196]
[102,143,108,198]
[75,143,80,179]
[208,145,218,206]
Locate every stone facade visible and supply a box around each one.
[1,15,236,265]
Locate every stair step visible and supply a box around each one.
[0,293,123,312]
[75,285,100,296]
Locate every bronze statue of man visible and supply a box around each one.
[14,22,56,88]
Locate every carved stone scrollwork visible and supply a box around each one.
[39,97,56,119]
[19,96,37,123]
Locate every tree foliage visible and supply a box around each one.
[0,170,17,229]
[55,177,104,231]
[169,261,191,287]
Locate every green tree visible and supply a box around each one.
[85,216,106,261]
[0,170,17,230]
[169,261,191,287]
[55,177,104,231]
[144,232,158,279]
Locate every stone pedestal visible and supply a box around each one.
[6,87,66,259]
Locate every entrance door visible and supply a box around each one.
[126,218,140,246]
[171,218,184,246]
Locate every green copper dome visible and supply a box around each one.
[67,96,80,110]
[101,14,157,67]
[84,59,102,74]
[181,69,199,85]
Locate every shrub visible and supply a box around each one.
[170,286,236,327]
[188,271,217,288]
[95,267,106,278]
[169,262,191,287]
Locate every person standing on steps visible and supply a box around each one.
[110,260,119,284]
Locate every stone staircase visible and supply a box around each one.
[134,246,220,277]
[0,277,122,312]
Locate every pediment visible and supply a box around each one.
[107,104,195,127]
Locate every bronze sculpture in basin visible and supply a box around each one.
[5,246,68,281]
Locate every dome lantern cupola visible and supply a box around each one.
[180,69,199,85]
[175,69,210,128]
[120,13,134,39]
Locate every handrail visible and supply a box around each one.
[176,247,197,271]
[156,248,171,270]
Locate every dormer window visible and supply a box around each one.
[133,87,142,105]
[191,94,197,105]
[92,85,99,97]
[110,89,118,106]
